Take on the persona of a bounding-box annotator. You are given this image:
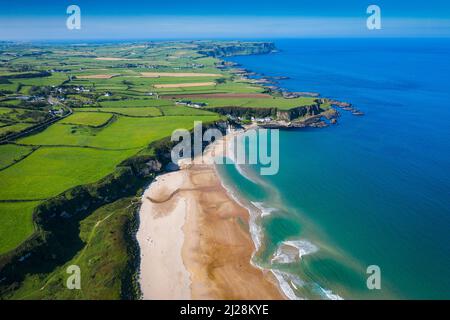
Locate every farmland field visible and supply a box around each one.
[98,99,173,108]
[60,112,113,126]
[0,202,40,254]
[78,107,162,117]
[158,105,217,116]
[0,147,139,201]
[0,123,34,136]
[19,115,219,149]
[0,144,36,169]
[198,97,318,110]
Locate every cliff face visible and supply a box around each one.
[276,104,323,121]
[208,106,276,118]
[198,42,276,57]
[207,104,324,121]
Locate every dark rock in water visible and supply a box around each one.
[330,118,338,124]
[265,85,281,91]
[273,76,290,80]
[330,100,352,108]
[282,91,320,99]
[309,121,328,128]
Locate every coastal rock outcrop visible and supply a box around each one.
[198,42,276,57]
[276,104,323,121]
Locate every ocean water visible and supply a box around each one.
[217,38,450,299]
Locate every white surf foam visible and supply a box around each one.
[318,286,344,300]
[271,239,319,264]
[251,201,276,217]
[271,270,304,300]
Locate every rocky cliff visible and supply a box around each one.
[198,42,276,57]
[277,104,323,121]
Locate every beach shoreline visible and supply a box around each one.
[137,128,285,300]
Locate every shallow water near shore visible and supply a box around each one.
[217,38,450,299]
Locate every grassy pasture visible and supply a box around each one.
[155,81,264,95]
[0,123,34,136]
[19,115,220,149]
[0,144,35,169]
[197,97,318,110]
[139,72,223,77]
[79,107,162,117]
[158,105,217,116]
[0,201,40,254]
[140,76,221,84]
[98,99,173,108]
[6,73,68,91]
[0,99,22,106]
[60,112,113,127]
[0,107,49,123]
[0,147,139,201]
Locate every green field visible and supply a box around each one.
[0,107,49,124]
[0,147,139,201]
[78,107,162,117]
[0,123,34,136]
[0,202,40,254]
[98,99,173,108]
[60,112,113,126]
[0,144,35,169]
[198,97,318,110]
[19,115,219,149]
[158,105,217,116]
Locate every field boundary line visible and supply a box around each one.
[0,146,41,172]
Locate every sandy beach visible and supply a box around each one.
[137,130,284,300]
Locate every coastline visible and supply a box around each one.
[137,128,285,300]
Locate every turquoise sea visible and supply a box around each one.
[217,38,450,299]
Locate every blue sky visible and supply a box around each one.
[1,0,450,40]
